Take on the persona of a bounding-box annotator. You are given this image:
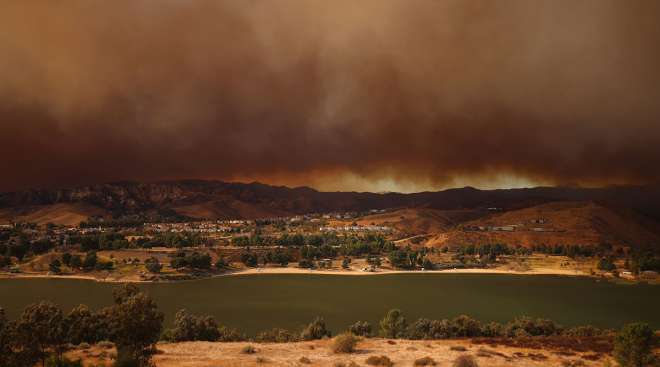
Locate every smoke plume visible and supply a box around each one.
[1,0,660,192]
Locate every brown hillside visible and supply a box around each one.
[355,208,486,235]
[0,203,108,226]
[426,201,660,248]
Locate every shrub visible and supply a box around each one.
[414,356,436,366]
[256,356,268,363]
[614,322,656,367]
[301,317,331,340]
[504,316,560,337]
[333,333,359,354]
[365,355,394,367]
[563,325,601,337]
[348,321,372,337]
[170,309,220,341]
[451,315,482,337]
[480,322,504,337]
[256,328,298,343]
[218,326,246,342]
[379,309,407,338]
[241,345,257,354]
[452,355,479,367]
[299,356,312,364]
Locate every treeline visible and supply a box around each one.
[80,210,194,228]
[232,233,396,257]
[2,296,657,367]
[0,284,162,367]
[72,232,206,252]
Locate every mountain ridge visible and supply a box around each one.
[2,180,660,222]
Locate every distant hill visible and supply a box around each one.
[2,181,660,241]
[425,201,660,248]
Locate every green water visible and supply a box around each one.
[0,274,658,335]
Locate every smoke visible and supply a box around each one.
[1,0,660,192]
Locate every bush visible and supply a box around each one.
[563,325,601,337]
[332,333,359,353]
[365,355,394,367]
[301,317,331,340]
[241,345,257,354]
[299,356,312,364]
[614,322,656,367]
[451,315,482,337]
[504,316,560,337]
[218,326,246,342]
[414,356,437,366]
[256,328,298,343]
[348,321,372,337]
[452,355,479,367]
[170,309,220,341]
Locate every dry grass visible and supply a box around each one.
[332,333,359,353]
[65,338,617,367]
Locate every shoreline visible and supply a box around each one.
[0,266,591,283]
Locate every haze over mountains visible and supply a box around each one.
[1,180,660,248]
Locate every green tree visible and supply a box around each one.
[49,259,62,274]
[64,304,101,345]
[614,322,656,367]
[61,253,72,266]
[215,256,228,269]
[144,257,162,273]
[69,255,82,269]
[82,252,97,271]
[14,301,66,367]
[108,285,164,367]
[379,309,407,338]
[240,252,258,267]
[341,258,351,269]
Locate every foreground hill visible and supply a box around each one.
[425,201,660,248]
[68,338,618,367]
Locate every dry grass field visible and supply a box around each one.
[67,338,620,367]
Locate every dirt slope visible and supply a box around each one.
[0,203,108,226]
[426,201,660,248]
[172,199,292,220]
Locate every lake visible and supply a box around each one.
[0,274,658,335]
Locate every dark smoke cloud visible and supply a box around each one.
[1,0,660,192]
